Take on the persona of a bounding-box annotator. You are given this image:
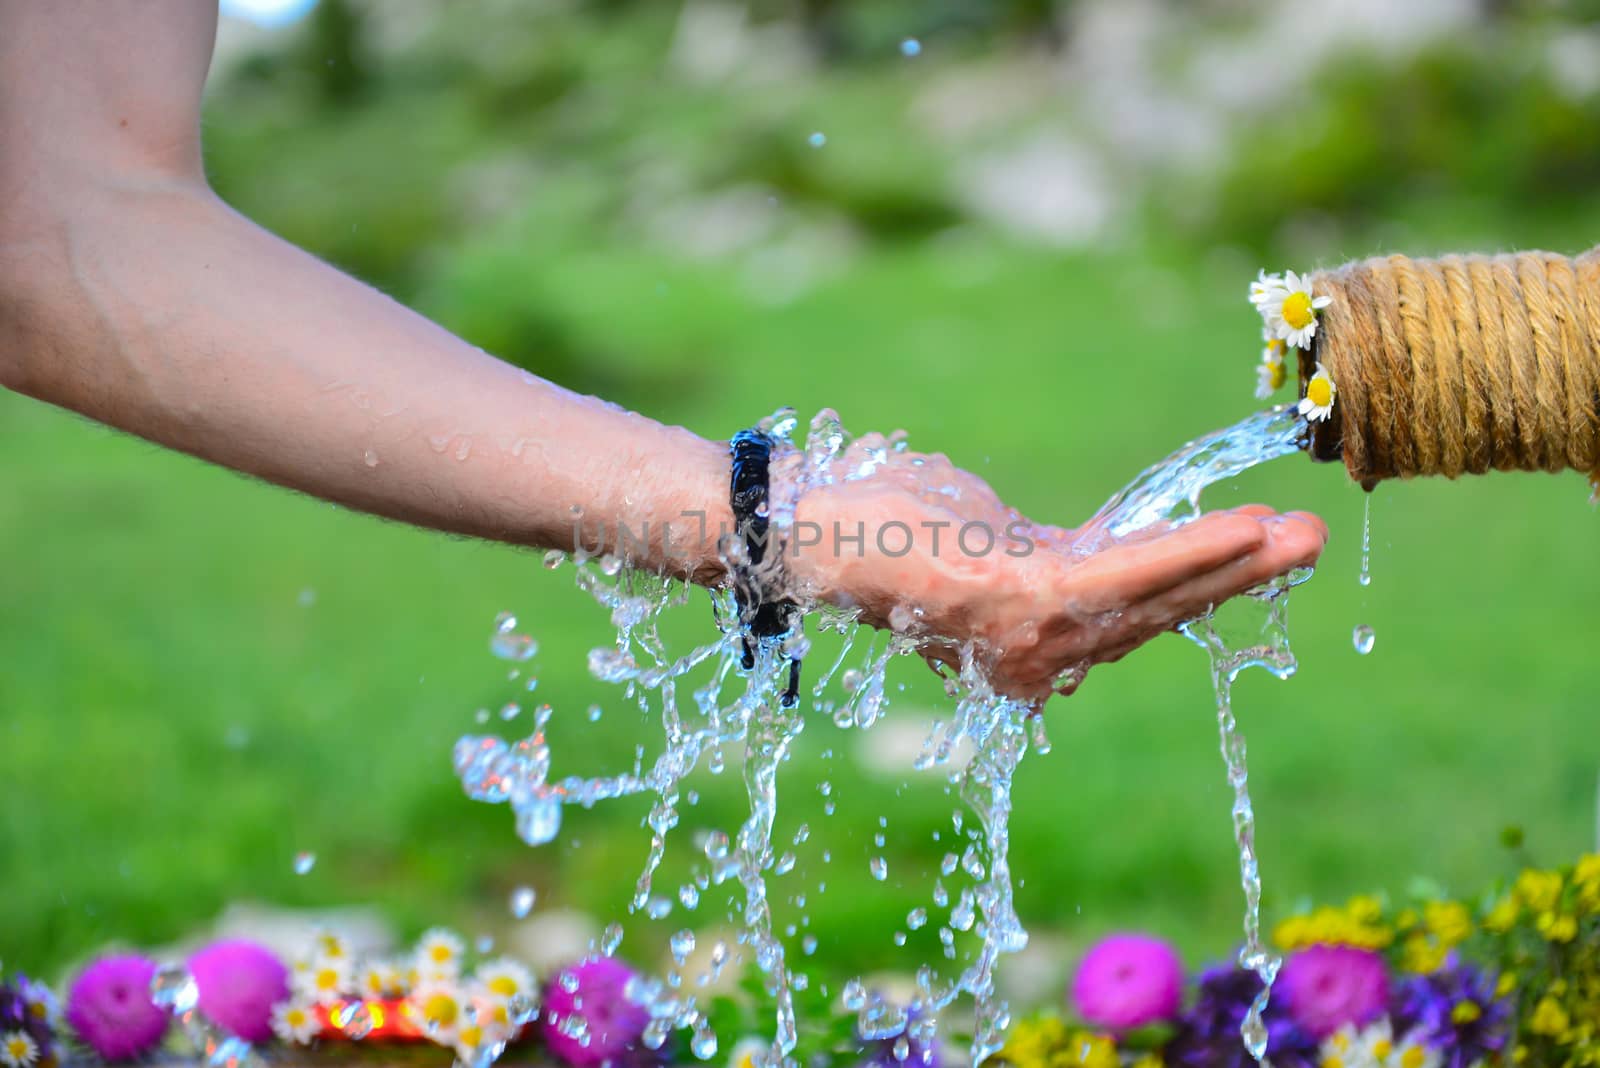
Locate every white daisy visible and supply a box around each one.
[359,959,404,999]
[407,979,465,1044]
[1260,269,1333,348]
[1255,360,1286,399]
[1386,1027,1442,1068]
[454,997,514,1061]
[728,1036,770,1068]
[20,981,61,1030]
[293,957,353,1006]
[415,928,466,979]
[311,928,351,963]
[1249,269,1285,308]
[1299,361,1337,422]
[270,1000,323,1045]
[473,958,535,1003]
[0,1032,38,1068]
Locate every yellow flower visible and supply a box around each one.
[1529,995,1570,1038]
[1497,973,1518,997]
[1130,1056,1164,1068]
[1273,902,1392,952]
[1483,895,1519,933]
[1401,932,1448,974]
[1346,895,1383,923]
[1514,869,1563,913]
[1000,1015,1068,1068]
[1574,853,1600,914]
[1065,1032,1118,1068]
[1423,900,1472,947]
[1536,911,1577,943]
[1395,908,1419,930]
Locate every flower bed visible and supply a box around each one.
[5,852,1596,1068]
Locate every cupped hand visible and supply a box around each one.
[779,434,1327,703]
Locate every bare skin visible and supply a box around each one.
[0,1,1326,702]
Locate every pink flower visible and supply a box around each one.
[1071,934,1184,1031]
[540,957,649,1067]
[188,940,290,1042]
[1279,945,1389,1039]
[65,955,168,1061]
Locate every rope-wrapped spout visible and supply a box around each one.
[1302,248,1600,487]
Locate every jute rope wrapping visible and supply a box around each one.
[1303,248,1600,487]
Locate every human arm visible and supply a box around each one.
[0,0,1327,701]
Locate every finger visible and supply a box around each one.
[1147,515,1326,623]
[1061,511,1267,611]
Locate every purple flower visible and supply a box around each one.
[860,1009,939,1068]
[1278,945,1388,1039]
[188,939,289,1043]
[65,956,168,1061]
[540,958,651,1068]
[1165,964,1320,1068]
[1,976,58,1065]
[1071,934,1184,1032]
[1391,955,1511,1068]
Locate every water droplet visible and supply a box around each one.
[337,1001,373,1039]
[1352,624,1375,655]
[900,38,922,57]
[690,1026,718,1060]
[297,588,316,607]
[587,704,603,722]
[670,929,696,963]
[807,131,827,148]
[500,702,521,721]
[514,796,562,846]
[801,934,818,956]
[907,907,927,930]
[841,669,863,693]
[679,883,700,910]
[510,885,536,918]
[491,613,538,662]
[293,852,316,875]
[703,831,730,860]
[362,448,379,468]
[543,550,565,570]
[601,922,624,956]
[869,856,888,882]
[150,964,199,1014]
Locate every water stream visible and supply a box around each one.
[453,404,1315,1068]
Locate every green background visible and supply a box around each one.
[5,0,1599,999]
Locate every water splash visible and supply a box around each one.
[454,404,1313,1068]
[1097,402,1314,1066]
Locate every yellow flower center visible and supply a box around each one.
[286,1008,308,1027]
[315,969,340,991]
[460,1024,483,1048]
[488,976,519,997]
[429,944,454,964]
[1270,361,1287,391]
[738,1053,759,1068]
[6,1039,29,1059]
[1372,1039,1393,1060]
[1282,291,1316,329]
[1321,1056,1344,1068]
[1401,1048,1425,1068]
[1452,1001,1482,1025]
[1307,377,1333,408]
[423,994,458,1027]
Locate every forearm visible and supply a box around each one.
[0,173,733,581]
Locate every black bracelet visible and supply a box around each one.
[729,428,803,707]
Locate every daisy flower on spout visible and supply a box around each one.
[1255,333,1289,399]
[1258,269,1332,349]
[1300,362,1337,422]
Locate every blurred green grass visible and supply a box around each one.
[5,2,1600,998]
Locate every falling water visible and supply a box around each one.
[1359,493,1373,588]
[454,403,1314,1068]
